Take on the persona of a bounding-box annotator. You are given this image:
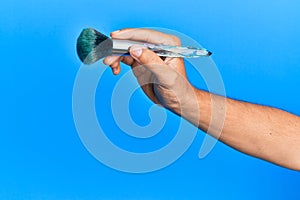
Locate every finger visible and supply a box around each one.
[119,56,143,70]
[111,28,181,46]
[110,61,121,75]
[103,55,121,66]
[118,56,148,78]
[120,56,135,67]
[106,56,139,75]
[129,45,174,83]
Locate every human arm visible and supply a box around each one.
[103,28,300,170]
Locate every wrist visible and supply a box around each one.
[171,85,203,123]
[175,86,213,129]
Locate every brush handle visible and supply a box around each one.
[112,40,144,55]
[112,39,211,58]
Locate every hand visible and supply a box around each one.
[103,28,197,114]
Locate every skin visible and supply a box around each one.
[103,28,300,171]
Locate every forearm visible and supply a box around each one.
[179,88,300,170]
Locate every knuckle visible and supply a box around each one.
[103,58,110,65]
[170,35,181,46]
[103,56,119,65]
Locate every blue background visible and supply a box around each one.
[1,0,300,199]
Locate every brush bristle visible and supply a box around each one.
[76,28,113,64]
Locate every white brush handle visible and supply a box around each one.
[112,39,211,58]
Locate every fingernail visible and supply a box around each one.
[130,47,143,58]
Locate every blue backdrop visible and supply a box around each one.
[1,0,300,199]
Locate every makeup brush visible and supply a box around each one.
[76,28,212,65]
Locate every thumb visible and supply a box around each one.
[129,45,168,77]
